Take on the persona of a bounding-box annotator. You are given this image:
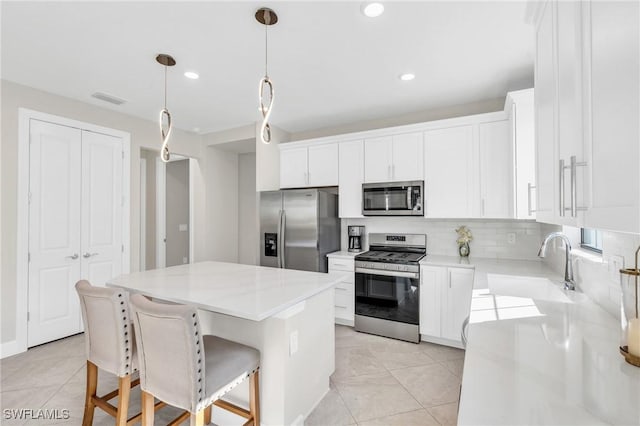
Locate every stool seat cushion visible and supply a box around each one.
[203,335,260,401]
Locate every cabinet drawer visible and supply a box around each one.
[330,271,354,284]
[335,281,354,292]
[328,258,354,272]
[335,305,354,320]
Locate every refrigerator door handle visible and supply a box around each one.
[277,209,283,268]
[280,210,286,269]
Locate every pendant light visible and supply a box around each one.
[156,53,176,162]
[256,7,278,144]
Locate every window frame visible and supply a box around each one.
[580,228,603,253]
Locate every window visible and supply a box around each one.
[581,228,603,253]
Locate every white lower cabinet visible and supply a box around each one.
[420,265,474,347]
[328,257,355,325]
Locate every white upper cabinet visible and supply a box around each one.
[583,0,639,233]
[532,0,639,233]
[363,136,392,183]
[280,147,308,189]
[479,120,513,218]
[338,140,364,218]
[506,89,536,219]
[391,132,424,182]
[364,132,423,183]
[279,143,338,189]
[308,143,339,187]
[424,125,475,218]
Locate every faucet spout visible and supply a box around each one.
[538,232,575,291]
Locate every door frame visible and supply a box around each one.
[155,155,195,268]
[12,108,130,357]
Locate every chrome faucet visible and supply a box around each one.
[538,232,575,290]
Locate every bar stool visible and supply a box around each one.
[129,294,261,426]
[75,280,164,425]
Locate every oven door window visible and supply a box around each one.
[363,187,411,211]
[355,272,419,325]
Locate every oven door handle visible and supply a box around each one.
[355,267,419,279]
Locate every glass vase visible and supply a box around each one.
[458,242,470,257]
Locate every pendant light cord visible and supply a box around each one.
[264,21,268,78]
[164,65,168,109]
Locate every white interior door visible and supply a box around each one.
[80,130,123,287]
[28,119,82,347]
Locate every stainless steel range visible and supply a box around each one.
[354,233,426,343]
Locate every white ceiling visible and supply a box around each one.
[1,1,534,135]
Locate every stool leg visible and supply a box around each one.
[115,375,131,426]
[204,405,212,425]
[250,371,260,426]
[82,361,98,426]
[190,409,205,426]
[141,391,155,426]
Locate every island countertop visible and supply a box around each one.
[107,261,347,321]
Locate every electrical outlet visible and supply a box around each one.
[609,255,624,283]
[289,331,299,356]
[507,233,516,245]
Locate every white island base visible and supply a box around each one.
[198,290,334,426]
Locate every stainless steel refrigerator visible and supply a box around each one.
[260,188,340,273]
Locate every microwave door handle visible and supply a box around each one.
[407,187,412,209]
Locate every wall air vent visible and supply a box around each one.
[91,92,127,105]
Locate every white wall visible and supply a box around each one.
[289,97,505,141]
[203,145,239,263]
[1,80,205,346]
[541,224,640,320]
[342,218,544,261]
[238,153,258,265]
[256,122,290,191]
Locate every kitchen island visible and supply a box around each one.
[108,261,347,426]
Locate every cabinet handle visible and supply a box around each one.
[335,304,348,309]
[527,182,536,215]
[570,156,588,217]
[392,165,395,179]
[335,287,348,292]
[559,159,566,217]
[83,252,99,258]
[481,199,485,217]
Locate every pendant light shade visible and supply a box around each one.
[156,53,176,162]
[256,8,278,144]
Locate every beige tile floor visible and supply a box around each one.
[0,325,463,425]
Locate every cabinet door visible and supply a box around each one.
[338,140,364,218]
[419,266,445,337]
[424,126,475,218]
[442,268,474,342]
[479,120,513,218]
[308,143,338,187]
[584,0,639,233]
[280,147,308,188]
[534,0,558,224]
[391,132,423,181]
[508,90,537,219]
[364,136,392,183]
[556,0,586,226]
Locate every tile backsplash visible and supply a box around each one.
[341,217,544,261]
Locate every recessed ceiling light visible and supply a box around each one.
[362,2,384,18]
[184,71,199,79]
[399,73,415,81]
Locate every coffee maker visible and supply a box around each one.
[348,226,365,252]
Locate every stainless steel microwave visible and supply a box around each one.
[362,180,424,216]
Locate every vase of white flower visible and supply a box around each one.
[455,226,473,258]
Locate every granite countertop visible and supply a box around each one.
[108,261,348,321]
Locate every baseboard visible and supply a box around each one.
[0,339,25,359]
[301,386,330,425]
[420,334,464,350]
[335,318,354,327]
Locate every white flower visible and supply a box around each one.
[455,226,473,245]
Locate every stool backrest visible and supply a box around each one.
[129,294,206,413]
[75,280,135,376]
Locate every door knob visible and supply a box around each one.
[65,254,79,260]
[83,252,99,258]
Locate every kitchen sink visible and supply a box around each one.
[487,273,586,304]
